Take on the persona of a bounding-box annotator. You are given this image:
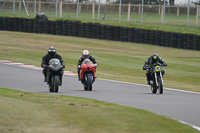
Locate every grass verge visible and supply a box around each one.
[0,31,199,92]
[0,87,199,133]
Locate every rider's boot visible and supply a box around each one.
[147,79,150,85]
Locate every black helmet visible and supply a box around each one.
[151,53,159,60]
[82,50,89,59]
[48,46,56,57]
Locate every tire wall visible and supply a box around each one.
[0,17,199,51]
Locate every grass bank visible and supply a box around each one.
[0,31,199,92]
[0,88,199,133]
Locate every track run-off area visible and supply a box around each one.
[0,59,200,131]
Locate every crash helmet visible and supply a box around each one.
[48,46,56,57]
[151,53,159,61]
[82,50,89,59]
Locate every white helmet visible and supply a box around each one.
[82,50,89,59]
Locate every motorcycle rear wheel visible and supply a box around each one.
[84,85,88,91]
[49,86,54,92]
[151,86,157,94]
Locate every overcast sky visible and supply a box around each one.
[174,0,198,5]
[96,0,199,5]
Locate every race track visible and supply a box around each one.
[0,61,200,130]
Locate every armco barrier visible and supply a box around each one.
[0,17,199,51]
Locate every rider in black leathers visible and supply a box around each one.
[41,46,65,82]
[143,53,167,85]
[77,50,98,80]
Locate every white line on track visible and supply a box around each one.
[1,59,200,131]
[0,59,77,75]
[179,120,200,132]
[98,78,200,95]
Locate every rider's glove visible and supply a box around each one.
[162,63,167,67]
[43,65,48,68]
[143,65,147,70]
[77,65,81,69]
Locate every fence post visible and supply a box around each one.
[199,6,200,16]
[119,0,121,22]
[55,0,58,17]
[127,3,131,21]
[177,6,179,16]
[98,0,100,20]
[161,5,163,23]
[22,0,29,16]
[79,3,81,13]
[13,0,16,15]
[186,0,190,27]
[39,1,41,12]
[158,5,161,15]
[34,0,36,16]
[59,1,62,17]
[141,0,144,24]
[76,0,79,18]
[138,4,141,15]
[92,1,95,19]
[163,0,166,25]
[19,0,21,11]
[196,6,199,26]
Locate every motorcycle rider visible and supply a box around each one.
[77,50,98,80]
[143,53,167,85]
[41,46,65,82]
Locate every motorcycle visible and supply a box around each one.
[146,63,166,94]
[46,58,64,93]
[80,59,96,91]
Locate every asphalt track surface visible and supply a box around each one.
[0,62,200,131]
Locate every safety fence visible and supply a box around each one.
[1,0,200,26]
[0,17,200,50]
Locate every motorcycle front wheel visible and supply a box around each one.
[87,75,93,91]
[54,75,60,93]
[158,78,163,94]
[84,75,93,91]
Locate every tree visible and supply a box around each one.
[169,0,175,5]
[192,0,200,5]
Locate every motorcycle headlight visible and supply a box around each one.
[155,66,160,71]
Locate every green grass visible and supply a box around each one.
[0,31,200,92]
[0,88,199,133]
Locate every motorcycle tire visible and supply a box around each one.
[158,78,163,94]
[49,86,54,92]
[84,85,88,91]
[87,75,93,91]
[151,86,157,94]
[54,75,60,93]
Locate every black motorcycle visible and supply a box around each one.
[146,63,166,94]
[46,58,64,93]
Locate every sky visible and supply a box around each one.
[93,0,199,5]
[174,0,199,5]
